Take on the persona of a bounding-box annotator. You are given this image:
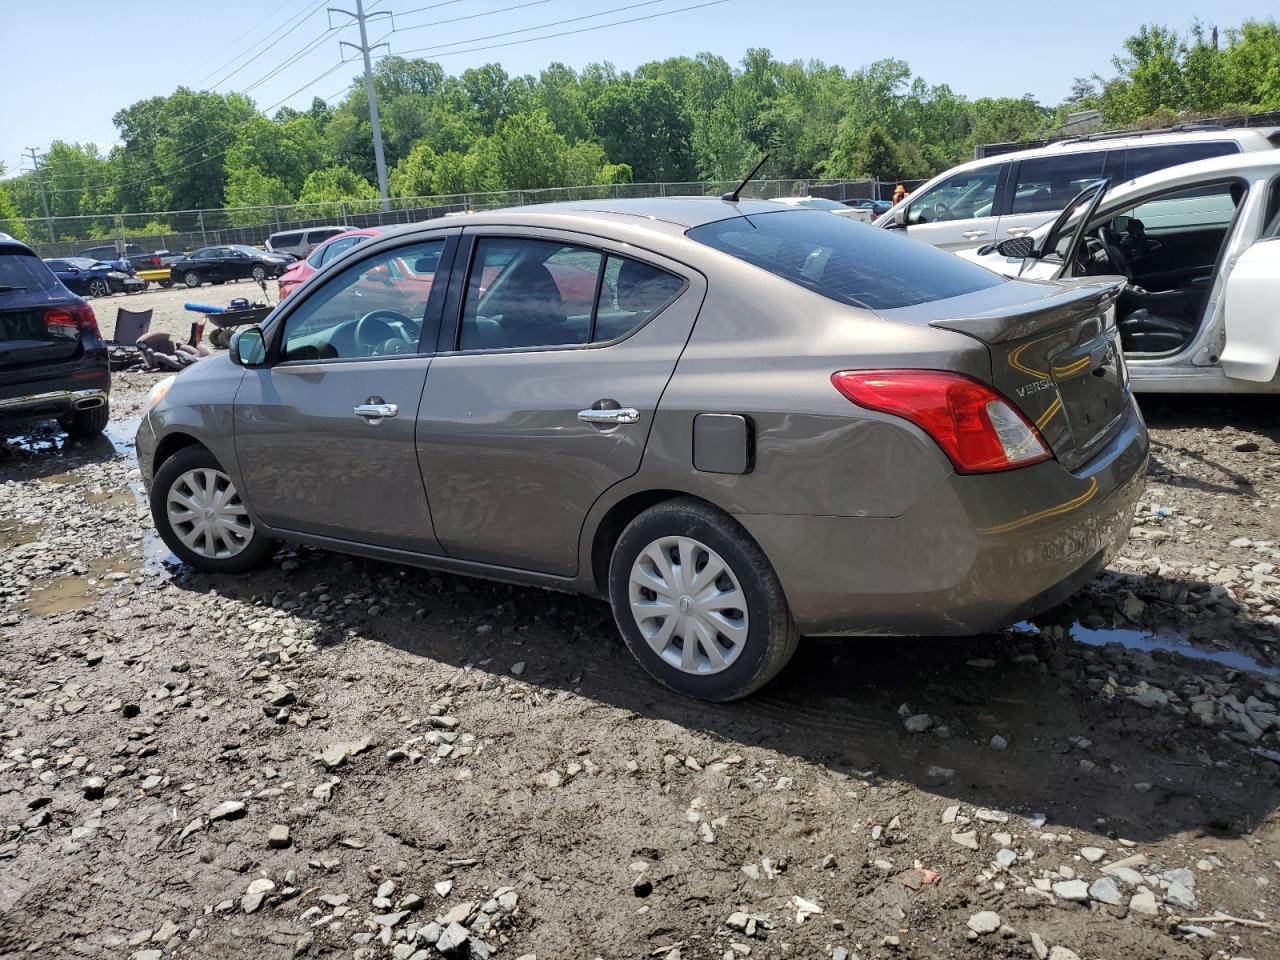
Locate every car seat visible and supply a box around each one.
[477,261,568,348]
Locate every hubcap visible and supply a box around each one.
[628,535,749,675]
[166,467,254,560]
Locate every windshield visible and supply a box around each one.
[688,209,1003,310]
[795,198,846,210]
[0,249,59,292]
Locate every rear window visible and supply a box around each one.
[0,249,59,293]
[270,232,304,248]
[1124,141,1238,180]
[687,210,1003,310]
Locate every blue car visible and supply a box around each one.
[43,257,142,298]
[1,235,111,437]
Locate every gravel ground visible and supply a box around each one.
[2,368,1279,960]
[89,278,278,345]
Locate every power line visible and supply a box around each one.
[393,0,557,33]
[393,0,733,58]
[185,0,324,90]
[394,0,469,16]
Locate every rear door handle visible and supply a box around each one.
[354,402,398,422]
[961,230,989,240]
[578,406,639,426]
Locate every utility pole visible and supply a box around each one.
[330,0,392,212]
[24,147,56,243]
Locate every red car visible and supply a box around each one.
[277,227,387,299]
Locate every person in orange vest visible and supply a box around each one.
[892,183,907,205]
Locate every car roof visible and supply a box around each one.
[447,196,793,234]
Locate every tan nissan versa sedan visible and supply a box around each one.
[137,197,1148,701]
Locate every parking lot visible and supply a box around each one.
[1,364,1278,959]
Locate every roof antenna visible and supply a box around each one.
[721,153,769,202]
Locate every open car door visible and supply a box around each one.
[1221,240,1280,383]
[1036,179,1111,279]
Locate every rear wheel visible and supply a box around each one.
[59,401,109,438]
[87,278,110,298]
[251,265,266,282]
[183,271,201,288]
[608,498,800,701]
[150,445,275,573]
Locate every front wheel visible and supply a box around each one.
[150,445,275,573]
[251,265,266,282]
[183,271,201,288]
[87,278,110,298]
[608,498,800,701]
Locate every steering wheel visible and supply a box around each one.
[933,200,955,222]
[353,310,411,356]
[1093,227,1133,282]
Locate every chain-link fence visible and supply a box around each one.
[3,178,924,258]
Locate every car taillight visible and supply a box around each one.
[44,303,100,339]
[831,369,1051,474]
[152,255,161,266]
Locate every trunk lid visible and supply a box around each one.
[883,277,1129,472]
[0,249,84,369]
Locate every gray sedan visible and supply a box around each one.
[137,197,1148,701]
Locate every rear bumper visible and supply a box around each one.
[739,396,1148,636]
[0,387,108,421]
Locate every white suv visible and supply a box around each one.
[960,150,1280,394]
[875,127,1278,250]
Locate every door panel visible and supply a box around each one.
[416,233,704,576]
[1221,240,1280,383]
[234,360,438,550]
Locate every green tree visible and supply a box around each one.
[225,167,293,224]
[295,166,377,217]
[589,79,695,182]
[389,142,439,197]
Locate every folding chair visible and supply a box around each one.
[111,307,153,346]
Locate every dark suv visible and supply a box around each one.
[0,234,110,437]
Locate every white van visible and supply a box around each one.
[265,226,351,259]
[874,127,1279,250]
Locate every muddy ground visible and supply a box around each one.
[1,369,1279,960]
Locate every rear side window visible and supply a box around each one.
[270,232,304,249]
[1010,151,1106,214]
[307,229,343,244]
[595,256,684,341]
[687,210,1003,310]
[0,250,59,294]
[1124,141,1238,180]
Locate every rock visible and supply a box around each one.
[1052,879,1090,902]
[990,735,1008,750]
[1233,440,1260,452]
[1048,949,1081,960]
[966,911,1001,935]
[441,902,474,925]
[726,912,750,932]
[1080,846,1106,863]
[1129,889,1159,915]
[1164,882,1197,910]
[1129,685,1169,708]
[1109,867,1145,887]
[1089,877,1125,906]
[416,922,442,944]
[83,776,106,800]
[1102,853,1148,875]
[903,713,932,733]
[242,877,275,913]
[535,770,562,789]
[941,805,960,824]
[951,831,978,850]
[790,895,822,922]
[435,922,469,955]
[995,848,1017,868]
[209,800,246,822]
[434,880,453,897]
[268,824,290,849]
[1030,932,1049,959]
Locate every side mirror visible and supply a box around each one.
[229,326,267,367]
[995,236,1037,260]
[885,207,908,229]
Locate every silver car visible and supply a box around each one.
[137,198,1148,701]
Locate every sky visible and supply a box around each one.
[2,0,1277,177]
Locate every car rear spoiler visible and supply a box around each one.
[928,278,1125,344]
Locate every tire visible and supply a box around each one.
[608,497,800,701]
[150,445,275,574]
[160,281,173,288]
[87,278,110,298]
[59,401,109,438]
[183,271,201,288]
[251,265,266,282]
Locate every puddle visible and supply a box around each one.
[103,416,142,458]
[39,472,79,486]
[19,552,140,616]
[1018,621,1280,679]
[1,519,46,551]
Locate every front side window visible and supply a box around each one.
[193,248,217,260]
[1010,151,1106,214]
[281,240,446,361]
[320,236,361,266]
[907,167,1001,225]
[688,209,1003,310]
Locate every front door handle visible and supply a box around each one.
[578,406,640,426]
[961,230,989,240]
[354,401,398,422]
[1006,226,1033,237]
